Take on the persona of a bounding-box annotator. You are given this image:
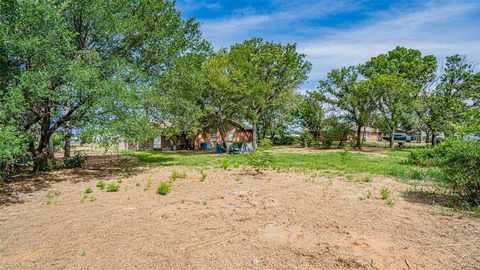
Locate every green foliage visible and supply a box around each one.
[106,183,120,192]
[199,170,207,182]
[0,0,209,172]
[299,130,313,148]
[63,154,87,168]
[258,138,273,150]
[0,125,28,178]
[170,170,186,181]
[157,182,172,195]
[407,146,448,166]
[340,146,352,165]
[246,151,275,174]
[438,139,480,205]
[84,188,93,194]
[297,92,325,142]
[220,160,230,170]
[96,180,106,190]
[380,187,391,200]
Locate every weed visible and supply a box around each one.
[117,179,123,184]
[199,170,207,182]
[84,188,93,194]
[202,201,208,206]
[380,187,391,200]
[46,190,62,205]
[235,176,241,182]
[473,206,480,219]
[170,170,186,181]
[345,175,354,181]
[106,183,120,192]
[96,180,106,190]
[386,199,396,207]
[220,160,230,170]
[90,196,97,202]
[359,176,373,183]
[366,190,372,199]
[157,182,172,195]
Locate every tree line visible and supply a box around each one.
[1,0,479,176]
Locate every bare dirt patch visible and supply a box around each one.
[1,165,479,269]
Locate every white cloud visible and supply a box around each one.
[299,1,480,85]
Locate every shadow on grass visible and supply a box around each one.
[0,154,147,206]
[402,189,463,208]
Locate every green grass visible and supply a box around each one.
[126,149,444,182]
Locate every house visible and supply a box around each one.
[118,123,252,151]
[194,125,253,150]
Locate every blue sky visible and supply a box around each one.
[176,0,480,89]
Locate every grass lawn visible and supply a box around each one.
[126,147,446,183]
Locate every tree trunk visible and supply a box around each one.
[252,121,258,150]
[218,126,229,154]
[356,126,362,149]
[431,133,436,146]
[33,133,50,172]
[64,122,71,158]
[389,127,395,148]
[48,135,55,159]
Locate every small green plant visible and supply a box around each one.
[84,188,93,194]
[202,200,208,206]
[235,176,241,182]
[345,175,354,181]
[170,170,186,181]
[46,189,62,205]
[366,190,372,199]
[106,183,120,192]
[386,198,395,207]
[90,196,97,202]
[340,146,352,166]
[473,206,480,219]
[220,160,230,170]
[199,170,207,182]
[63,153,87,168]
[258,138,273,150]
[117,179,123,184]
[246,151,275,174]
[359,176,373,183]
[380,187,391,200]
[96,180,106,190]
[157,182,172,195]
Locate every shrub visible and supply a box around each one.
[64,154,87,168]
[438,139,480,205]
[258,138,273,150]
[246,151,275,174]
[106,183,120,192]
[157,182,171,195]
[96,180,106,190]
[299,131,313,148]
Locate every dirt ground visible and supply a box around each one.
[1,156,479,270]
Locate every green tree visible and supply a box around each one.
[296,92,325,142]
[361,47,437,148]
[0,0,208,171]
[319,66,377,148]
[228,38,311,149]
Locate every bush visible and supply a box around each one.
[63,154,87,168]
[439,139,480,205]
[246,151,275,174]
[407,145,449,166]
[258,138,273,150]
[157,182,172,195]
[298,131,313,148]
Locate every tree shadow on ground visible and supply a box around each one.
[0,154,171,206]
[402,188,463,208]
